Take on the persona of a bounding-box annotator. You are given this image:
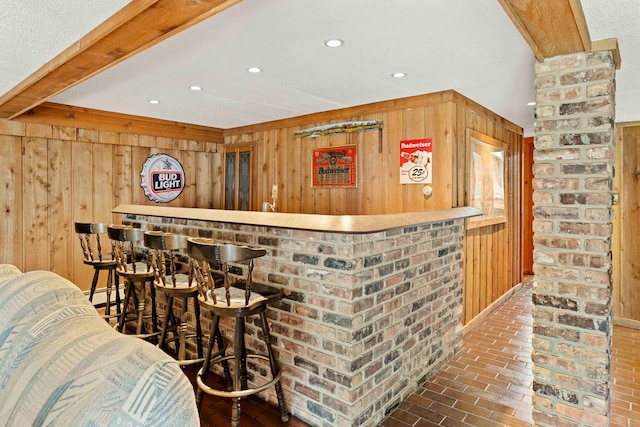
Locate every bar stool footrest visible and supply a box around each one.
[197,354,282,399]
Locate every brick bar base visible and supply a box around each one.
[532,51,616,426]
[122,213,465,427]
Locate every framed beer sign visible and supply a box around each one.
[312,145,357,187]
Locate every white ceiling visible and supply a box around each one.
[2,1,639,137]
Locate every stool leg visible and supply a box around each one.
[104,268,113,317]
[197,314,221,409]
[217,326,232,388]
[259,312,289,422]
[149,280,159,341]
[237,318,248,391]
[89,268,100,302]
[114,274,122,316]
[178,297,188,361]
[118,280,133,333]
[136,282,146,336]
[231,318,246,427]
[194,298,203,360]
[158,295,175,349]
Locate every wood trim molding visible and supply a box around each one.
[0,0,242,120]
[14,102,224,143]
[592,38,622,69]
[223,90,523,137]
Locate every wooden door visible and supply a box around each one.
[617,125,640,321]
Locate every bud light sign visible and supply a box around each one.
[140,154,185,203]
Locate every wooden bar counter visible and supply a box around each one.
[113,204,480,427]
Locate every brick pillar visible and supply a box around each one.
[532,51,616,427]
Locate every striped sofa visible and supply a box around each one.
[0,264,199,426]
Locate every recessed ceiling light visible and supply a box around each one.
[247,67,262,73]
[391,72,407,78]
[148,99,160,104]
[189,85,202,91]
[324,39,344,48]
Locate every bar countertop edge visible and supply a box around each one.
[113,204,482,233]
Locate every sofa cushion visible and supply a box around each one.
[0,269,199,426]
[0,264,21,282]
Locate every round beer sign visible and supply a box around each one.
[140,153,185,203]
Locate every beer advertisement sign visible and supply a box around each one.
[140,153,185,203]
[400,138,432,184]
[312,145,356,187]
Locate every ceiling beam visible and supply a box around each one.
[0,0,242,120]
[498,0,620,68]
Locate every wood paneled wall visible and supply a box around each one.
[614,123,640,323]
[0,90,523,324]
[0,118,223,291]
[225,92,457,214]
[225,90,524,324]
[458,107,523,324]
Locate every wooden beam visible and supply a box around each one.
[14,102,224,143]
[499,0,620,69]
[568,0,593,53]
[498,0,587,61]
[0,0,242,120]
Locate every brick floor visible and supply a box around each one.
[381,279,533,427]
[187,277,640,427]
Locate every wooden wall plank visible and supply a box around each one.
[23,137,49,272]
[619,125,640,320]
[93,143,114,223]
[401,108,425,212]
[384,110,403,214]
[195,152,210,208]
[48,138,73,279]
[132,146,152,205]
[72,140,95,288]
[288,127,302,213]
[113,145,133,223]
[211,151,223,209]
[360,119,381,214]
[0,135,23,267]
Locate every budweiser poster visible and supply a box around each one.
[400,138,432,184]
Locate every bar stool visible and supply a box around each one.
[108,224,158,341]
[74,222,120,319]
[144,230,208,365]
[187,237,288,426]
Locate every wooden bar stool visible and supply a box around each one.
[107,224,159,341]
[187,237,288,426]
[74,222,120,319]
[144,230,212,365]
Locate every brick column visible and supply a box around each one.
[532,51,615,426]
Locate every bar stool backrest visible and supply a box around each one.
[74,222,112,263]
[187,237,266,306]
[144,231,190,288]
[107,225,148,274]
